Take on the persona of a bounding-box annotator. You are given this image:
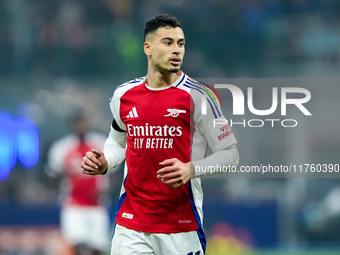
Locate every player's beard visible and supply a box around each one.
[169,68,180,73]
[153,60,181,74]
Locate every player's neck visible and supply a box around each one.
[146,68,181,89]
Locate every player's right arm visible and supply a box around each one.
[102,120,127,171]
[81,123,127,175]
[82,83,130,175]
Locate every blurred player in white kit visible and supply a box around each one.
[47,112,111,255]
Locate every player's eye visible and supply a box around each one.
[164,41,171,46]
[178,42,185,47]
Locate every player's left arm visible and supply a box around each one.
[157,86,239,188]
[157,145,239,188]
[190,88,240,178]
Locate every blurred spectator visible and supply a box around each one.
[46,111,111,255]
[2,0,340,77]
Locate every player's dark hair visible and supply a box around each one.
[144,14,182,41]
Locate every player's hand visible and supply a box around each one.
[157,158,195,188]
[81,149,108,175]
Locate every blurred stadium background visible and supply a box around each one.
[1,0,340,254]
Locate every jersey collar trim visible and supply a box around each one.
[144,72,185,91]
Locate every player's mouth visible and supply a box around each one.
[169,57,181,66]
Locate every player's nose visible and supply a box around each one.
[172,45,183,55]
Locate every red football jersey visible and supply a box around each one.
[109,72,237,233]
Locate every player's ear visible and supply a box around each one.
[144,41,151,56]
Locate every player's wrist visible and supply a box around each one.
[100,161,109,175]
[189,163,195,179]
[101,168,108,175]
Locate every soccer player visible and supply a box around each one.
[81,14,239,255]
[47,112,110,255]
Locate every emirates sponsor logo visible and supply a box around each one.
[127,123,182,137]
[127,123,182,149]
